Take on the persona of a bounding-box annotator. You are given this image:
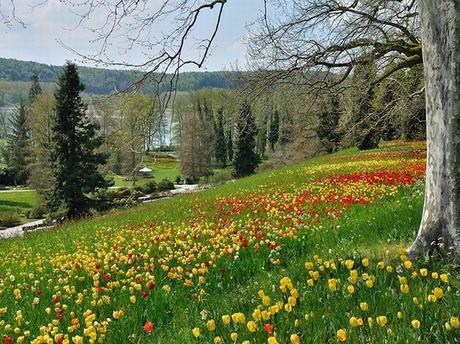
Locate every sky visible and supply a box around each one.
[0,0,263,71]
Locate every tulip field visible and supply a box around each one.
[1,141,460,343]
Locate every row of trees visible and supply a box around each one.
[175,56,425,182]
[175,64,426,183]
[177,91,260,180]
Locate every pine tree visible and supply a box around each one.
[278,111,293,146]
[350,61,380,150]
[401,65,426,140]
[48,62,110,218]
[377,78,399,141]
[6,99,30,185]
[317,95,342,153]
[214,108,227,167]
[256,112,268,159]
[227,129,233,163]
[268,110,280,150]
[29,74,42,103]
[233,102,258,177]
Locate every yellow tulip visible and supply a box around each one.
[247,320,257,333]
[336,329,347,342]
[207,319,216,331]
[376,316,387,327]
[222,315,231,325]
[359,302,368,311]
[290,334,300,344]
[192,327,200,337]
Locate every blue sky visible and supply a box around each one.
[0,0,263,71]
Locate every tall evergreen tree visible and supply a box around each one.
[214,108,227,167]
[377,78,399,141]
[6,99,30,185]
[48,62,110,218]
[268,109,280,150]
[278,111,294,146]
[401,65,426,140]
[350,61,380,150]
[29,74,42,103]
[233,102,258,177]
[256,112,268,159]
[226,129,233,163]
[317,95,342,153]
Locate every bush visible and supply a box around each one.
[0,167,15,186]
[0,212,21,227]
[143,180,157,194]
[207,168,234,185]
[157,179,175,191]
[26,204,47,219]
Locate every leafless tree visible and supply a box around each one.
[247,0,422,94]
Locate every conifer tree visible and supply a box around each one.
[233,102,258,177]
[317,95,342,153]
[256,113,268,159]
[350,61,380,150]
[226,129,233,163]
[29,74,42,103]
[268,110,280,150]
[278,111,294,146]
[214,108,227,167]
[48,62,110,218]
[6,99,30,185]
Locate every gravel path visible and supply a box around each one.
[0,219,45,239]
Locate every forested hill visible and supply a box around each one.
[0,57,238,95]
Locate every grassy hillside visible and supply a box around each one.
[0,141,458,343]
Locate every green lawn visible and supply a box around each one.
[0,190,37,226]
[110,167,179,188]
[111,153,179,187]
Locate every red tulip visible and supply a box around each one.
[264,323,273,334]
[144,321,154,333]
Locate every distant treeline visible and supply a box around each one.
[0,58,239,96]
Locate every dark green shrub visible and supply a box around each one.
[143,180,157,194]
[207,168,234,185]
[26,204,47,219]
[157,179,175,191]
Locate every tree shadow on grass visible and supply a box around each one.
[0,200,32,209]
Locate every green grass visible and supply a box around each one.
[1,141,458,343]
[111,153,179,187]
[0,190,37,225]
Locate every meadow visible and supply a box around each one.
[0,141,458,344]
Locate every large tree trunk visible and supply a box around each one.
[408,0,460,261]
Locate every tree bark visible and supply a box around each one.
[408,0,460,262]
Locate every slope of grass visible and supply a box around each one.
[1,141,458,344]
